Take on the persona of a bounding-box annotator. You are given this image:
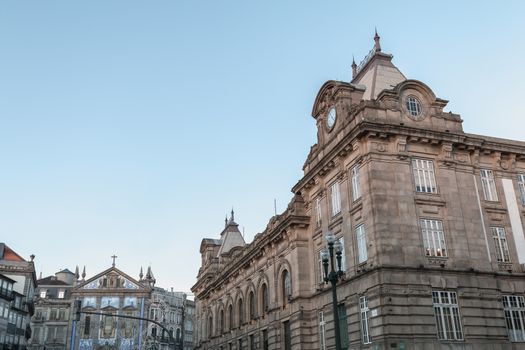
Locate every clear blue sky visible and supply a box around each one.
[1,1,524,294]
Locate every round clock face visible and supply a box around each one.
[327,107,337,129]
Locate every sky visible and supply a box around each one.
[1,1,524,295]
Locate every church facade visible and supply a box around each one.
[69,265,154,350]
[192,34,525,350]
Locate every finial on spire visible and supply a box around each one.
[74,265,80,279]
[351,55,357,78]
[231,208,234,222]
[374,27,381,52]
[82,266,86,280]
[139,266,144,280]
[225,215,228,227]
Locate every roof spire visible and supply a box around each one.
[230,208,234,222]
[139,266,144,280]
[74,265,80,280]
[351,55,357,78]
[225,215,228,227]
[374,27,381,52]
[81,266,86,280]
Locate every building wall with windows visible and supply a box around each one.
[192,34,525,350]
[0,243,37,350]
[29,269,76,350]
[146,288,194,350]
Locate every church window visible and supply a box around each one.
[330,181,341,216]
[412,159,437,193]
[406,95,422,117]
[421,219,447,257]
[83,316,91,337]
[481,169,498,201]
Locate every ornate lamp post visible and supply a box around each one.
[321,232,344,350]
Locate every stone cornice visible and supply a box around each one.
[194,211,309,300]
[294,107,525,195]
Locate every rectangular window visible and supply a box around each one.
[492,227,511,262]
[502,295,525,342]
[360,296,371,344]
[351,166,361,201]
[412,159,437,193]
[481,169,498,201]
[58,290,65,299]
[518,174,525,206]
[249,334,255,350]
[337,304,349,350]
[421,219,447,257]
[262,329,268,350]
[315,197,322,228]
[39,290,47,298]
[317,250,325,283]
[283,321,291,350]
[83,315,91,338]
[330,181,341,216]
[356,225,368,263]
[432,291,463,340]
[337,237,346,272]
[318,311,326,350]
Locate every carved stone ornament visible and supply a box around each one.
[441,143,453,159]
[373,142,387,152]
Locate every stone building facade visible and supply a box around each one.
[192,34,525,350]
[29,268,76,350]
[146,288,194,350]
[0,243,37,350]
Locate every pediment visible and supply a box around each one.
[75,267,146,291]
[311,80,364,120]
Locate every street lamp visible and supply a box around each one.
[321,231,344,350]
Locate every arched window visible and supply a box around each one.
[237,298,244,326]
[261,283,269,314]
[175,328,180,341]
[281,270,291,306]
[228,304,233,330]
[208,315,213,339]
[219,309,224,334]
[249,291,256,320]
